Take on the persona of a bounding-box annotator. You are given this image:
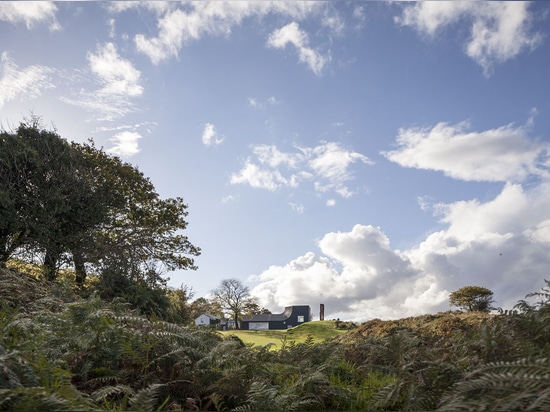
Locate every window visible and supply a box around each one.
[297,315,304,323]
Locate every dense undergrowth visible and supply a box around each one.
[1,267,550,411]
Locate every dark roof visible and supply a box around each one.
[243,306,307,322]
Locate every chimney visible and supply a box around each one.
[320,303,325,321]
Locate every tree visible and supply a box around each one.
[211,278,250,329]
[242,297,271,318]
[189,297,224,322]
[0,119,110,281]
[73,140,201,286]
[0,119,200,288]
[449,286,495,312]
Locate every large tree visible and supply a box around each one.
[211,278,250,329]
[0,120,108,280]
[72,140,200,286]
[0,119,200,287]
[449,286,495,313]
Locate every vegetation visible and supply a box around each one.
[0,118,200,288]
[2,118,550,410]
[2,267,550,410]
[221,321,350,349]
[449,285,495,313]
[211,278,252,329]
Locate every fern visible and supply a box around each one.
[440,358,550,411]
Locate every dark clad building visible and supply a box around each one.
[240,305,311,330]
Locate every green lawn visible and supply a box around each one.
[219,320,349,350]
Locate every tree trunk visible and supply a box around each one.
[43,249,59,281]
[73,249,87,287]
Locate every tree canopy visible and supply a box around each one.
[449,285,495,312]
[0,119,200,287]
[211,278,251,329]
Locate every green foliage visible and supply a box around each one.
[449,285,495,312]
[3,268,550,411]
[440,358,550,411]
[0,118,200,290]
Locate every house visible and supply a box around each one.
[194,313,219,327]
[240,305,311,330]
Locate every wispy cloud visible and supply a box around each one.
[0,1,60,31]
[289,203,305,214]
[395,2,542,76]
[129,2,324,65]
[60,42,143,121]
[202,123,224,146]
[267,22,331,75]
[0,52,54,109]
[382,119,550,182]
[248,96,282,109]
[231,142,371,200]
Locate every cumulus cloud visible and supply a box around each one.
[250,116,550,321]
[382,120,550,182]
[395,2,542,75]
[132,2,323,65]
[107,130,141,157]
[0,1,60,30]
[267,22,330,75]
[251,180,550,321]
[230,142,371,199]
[60,42,143,121]
[201,123,224,146]
[0,52,54,108]
[250,225,431,321]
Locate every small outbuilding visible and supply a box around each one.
[194,313,220,327]
[240,305,311,330]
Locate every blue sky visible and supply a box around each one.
[1,1,550,320]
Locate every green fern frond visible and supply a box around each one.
[440,358,550,411]
[128,383,165,411]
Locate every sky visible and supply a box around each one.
[1,1,550,321]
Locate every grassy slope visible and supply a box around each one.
[220,320,349,349]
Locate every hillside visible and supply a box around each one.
[2,267,550,411]
[221,320,351,349]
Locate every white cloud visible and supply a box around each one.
[289,203,305,214]
[133,2,323,65]
[249,116,550,320]
[248,97,261,108]
[221,195,236,204]
[230,162,296,191]
[107,131,141,157]
[382,120,550,182]
[395,2,542,75]
[0,1,60,30]
[230,142,371,199]
[305,142,372,195]
[0,52,54,109]
[248,96,282,109]
[201,123,224,146]
[251,178,550,320]
[88,42,143,98]
[326,199,336,207]
[267,96,282,105]
[60,43,143,121]
[250,225,430,321]
[267,22,330,75]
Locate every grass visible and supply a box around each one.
[219,320,349,350]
